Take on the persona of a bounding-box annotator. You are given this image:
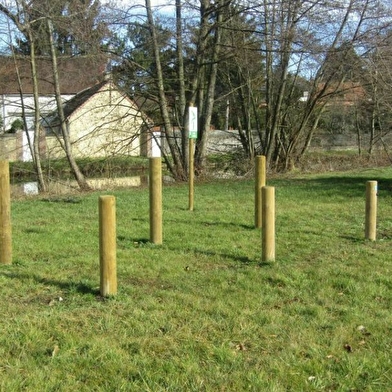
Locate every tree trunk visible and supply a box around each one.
[195,0,223,172]
[175,0,189,172]
[146,0,185,180]
[47,18,90,191]
[0,2,47,191]
[12,50,35,169]
[28,32,47,192]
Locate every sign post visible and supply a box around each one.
[189,106,198,211]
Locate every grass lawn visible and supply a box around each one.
[1,166,392,391]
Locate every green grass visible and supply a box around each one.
[1,167,392,391]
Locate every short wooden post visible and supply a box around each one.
[189,138,194,211]
[262,186,275,262]
[255,155,266,228]
[0,160,11,265]
[149,157,162,244]
[99,195,117,296]
[365,180,377,241]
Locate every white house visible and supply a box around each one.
[44,80,148,159]
[0,55,152,161]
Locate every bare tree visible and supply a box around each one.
[46,18,90,190]
[194,0,225,172]
[246,0,392,170]
[0,0,111,190]
[141,0,230,178]
[0,1,47,191]
[145,0,186,178]
[361,26,392,160]
[107,0,392,173]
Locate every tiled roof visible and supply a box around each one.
[44,81,145,128]
[62,80,108,118]
[0,55,107,95]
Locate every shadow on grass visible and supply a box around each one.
[199,221,255,230]
[117,236,162,249]
[258,261,275,268]
[196,248,251,263]
[191,249,274,268]
[289,176,391,198]
[40,196,82,204]
[162,217,255,231]
[128,211,256,231]
[1,272,99,296]
[190,248,266,266]
[339,235,366,243]
[118,236,149,244]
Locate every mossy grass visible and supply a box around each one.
[1,167,392,390]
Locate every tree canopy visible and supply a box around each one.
[1,0,392,177]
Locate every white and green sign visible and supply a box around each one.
[189,106,198,139]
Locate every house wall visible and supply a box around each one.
[0,132,23,161]
[46,87,142,159]
[1,94,74,132]
[0,130,47,162]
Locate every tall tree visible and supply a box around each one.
[361,27,392,158]
[12,0,107,56]
[145,0,186,178]
[122,0,231,179]
[252,0,391,170]
[0,0,109,190]
[0,1,47,191]
[194,0,225,171]
[108,0,392,173]
[215,7,264,161]
[47,18,90,190]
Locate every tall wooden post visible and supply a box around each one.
[149,157,162,244]
[189,138,194,211]
[99,195,117,296]
[365,180,377,241]
[255,155,266,228]
[0,160,11,265]
[262,186,275,262]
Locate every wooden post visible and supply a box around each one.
[255,155,266,228]
[262,186,275,262]
[99,195,117,296]
[189,138,194,211]
[149,157,162,244]
[0,161,11,265]
[365,180,377,241]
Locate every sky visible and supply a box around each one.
[118,0,172,5]
[109,0,177,18]
[113,0,175,10]
[0,0,177,53]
